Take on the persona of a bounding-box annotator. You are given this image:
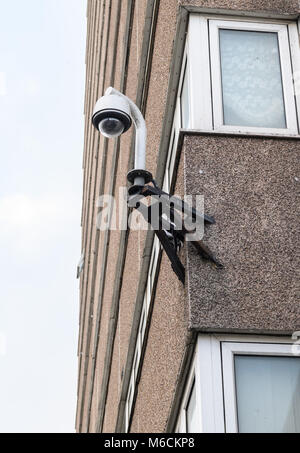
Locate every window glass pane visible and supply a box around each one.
[235,355,300,433]
[139,309,146,339]
[164,130,175,192]
[181,63,190,128]
[219,29,286,128]
[133,348,139,381]
[186,380,199,433]
[128,380,134,415]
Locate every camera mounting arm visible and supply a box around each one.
[101,87,147,187]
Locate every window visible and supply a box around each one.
[176,358,200,433]
[125,376,134,431]
[210,20,298,134]
[186,380,198,433]
[139,308,146,341]
[219,29,286,128]
[175,335,300,433]
[235,355,300,433]
[183,15,300,135]
[124,236,160,432]
[163,129,176,192]
[132,341,141,382]
[163,50,188,193]
[180,61,190,129]
[222,341,300,433]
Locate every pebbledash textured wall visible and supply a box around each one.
[180,0,300,15]
[184,134,300,334]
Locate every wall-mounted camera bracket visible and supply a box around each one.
[127,170,223,284]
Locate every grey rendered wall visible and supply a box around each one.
[185,134,300,334]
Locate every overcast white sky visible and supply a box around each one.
[0,0,87,432]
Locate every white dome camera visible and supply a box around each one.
[92,87,150,188]
[92,93,132,138]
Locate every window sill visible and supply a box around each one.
[179,128,300,141]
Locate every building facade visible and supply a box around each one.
[76,0,300,433]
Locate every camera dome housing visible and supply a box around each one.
[92,93,132,137]
[98,117,125,138]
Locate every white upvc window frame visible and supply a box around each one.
[175,355,198,433]
[188,15,213,130]
[176,335,225,433]
[163,47,188,193]
[222,341,300,433]
[186,14,300,136]
[175,334,298,433]
[210,20,298,135]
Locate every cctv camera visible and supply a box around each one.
[92,93,132,138]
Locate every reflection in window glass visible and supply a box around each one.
[181,62,190,129]
[186,380,199,433]
[235,355,300,433]
[219,29,286,128]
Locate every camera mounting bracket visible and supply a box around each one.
[127,175,224,284]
